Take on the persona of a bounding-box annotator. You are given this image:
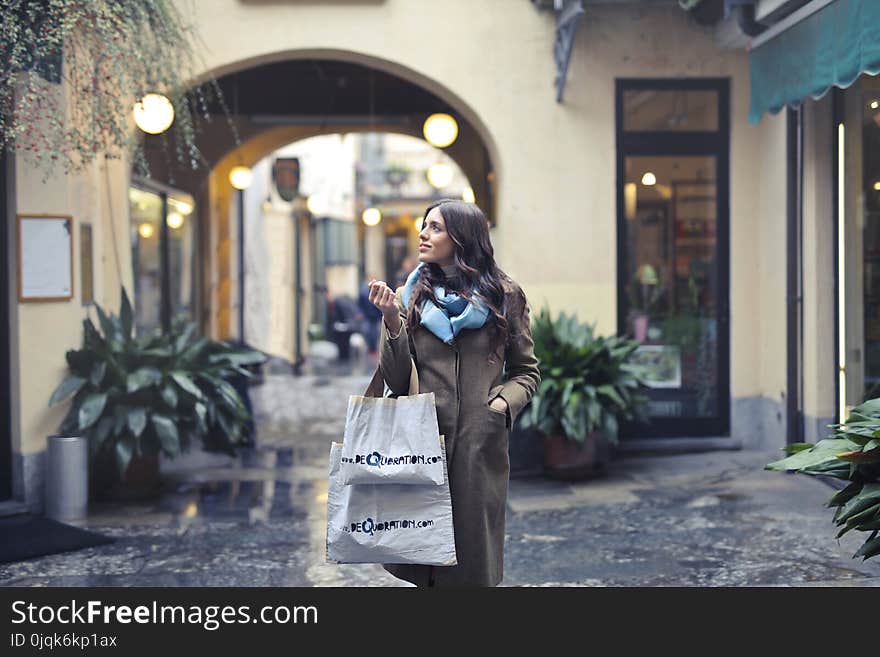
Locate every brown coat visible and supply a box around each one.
[379,276,541,586]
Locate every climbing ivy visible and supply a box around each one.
[0,0,236,178]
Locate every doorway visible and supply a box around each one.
[616,79,731,437]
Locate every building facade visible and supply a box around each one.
[4,0,864,511]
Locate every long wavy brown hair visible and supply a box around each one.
[405,199,510,355]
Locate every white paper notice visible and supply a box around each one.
[20,218,72,299]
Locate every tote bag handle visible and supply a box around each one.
[364,359,419,398]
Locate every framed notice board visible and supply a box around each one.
[17,214,74,302]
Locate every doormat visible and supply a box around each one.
[0,515,115,564]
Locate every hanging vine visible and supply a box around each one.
[0,0,238,178]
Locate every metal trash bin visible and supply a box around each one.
[46,434,89,522]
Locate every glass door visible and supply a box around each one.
[617,80,730,437]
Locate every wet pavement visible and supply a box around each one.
[3,367,880,587]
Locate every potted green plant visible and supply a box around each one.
[48,289,266,500]
[517,308,650,479]
[766,398,880,561]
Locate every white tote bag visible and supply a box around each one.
[340,365,445,485]
[326,438,457,566]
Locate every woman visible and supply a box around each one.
[368,199,541,587]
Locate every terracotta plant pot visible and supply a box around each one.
[543,431,610,480]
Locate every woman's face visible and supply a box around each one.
[418,207,455,266]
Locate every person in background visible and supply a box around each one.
[326,292,361,361]
[358,274,384,355]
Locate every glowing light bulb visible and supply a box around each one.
[306,195,324,216]
[362,208,382,226]
[133,94,174,134]
[229,165,253,190]
[173,199,193,215]
[422,113,458,148]
[427,163,454,189]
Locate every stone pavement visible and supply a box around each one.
[2,370,880,587]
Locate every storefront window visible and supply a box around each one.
[167,195,195,325]
[129,188,162,335]
[623,89,719,132]
[128,187,196,335]
[623,156,719,419]
[617,79,729,437]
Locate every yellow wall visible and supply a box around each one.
[756,111,788,405]
[802,96,838,430]
[13,153,132,459]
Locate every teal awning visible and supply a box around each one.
[749,0,880,123]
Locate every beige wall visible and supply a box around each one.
[747,95,847,445]
[755,111,789,411]
[13,152,132,461]
[802,95,838,436]
[750,110,789,448]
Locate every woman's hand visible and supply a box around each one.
[369,279,401,333]
[368,279,397,316]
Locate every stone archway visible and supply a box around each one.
[139,50,501,356]
[190,48,501,179]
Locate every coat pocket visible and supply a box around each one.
[486,384,507,416]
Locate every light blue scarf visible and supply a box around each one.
[401,263,490,345]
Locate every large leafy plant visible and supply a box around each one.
[49,289,265,478]
[766,398,880,561]
[518,308,649,445]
